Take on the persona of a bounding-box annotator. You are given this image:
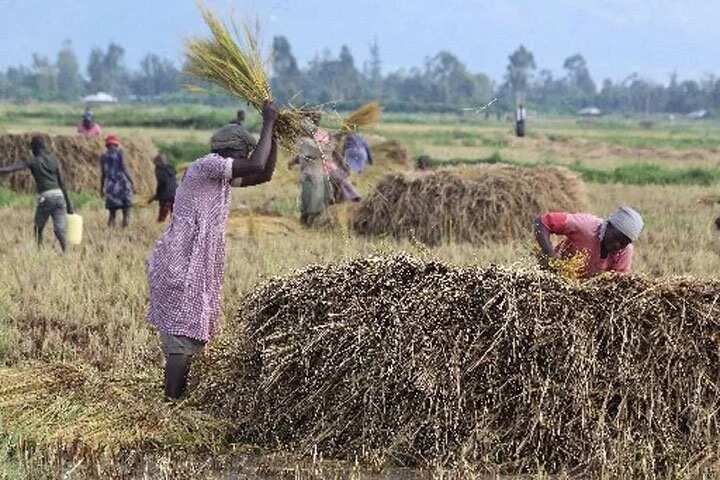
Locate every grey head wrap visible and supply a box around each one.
[210,124,255,158]
[607,206,644,242]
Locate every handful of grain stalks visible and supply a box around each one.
[185,4,316,150]
[341,101,382,133]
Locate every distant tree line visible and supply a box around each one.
[1,38,719,115]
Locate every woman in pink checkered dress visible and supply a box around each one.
[147,102,278,399]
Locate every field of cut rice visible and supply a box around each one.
[2,105,720,478]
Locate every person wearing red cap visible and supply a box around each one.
[100,134,134,227]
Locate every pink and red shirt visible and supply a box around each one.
[77,123,102,137]
[541,212,633,278]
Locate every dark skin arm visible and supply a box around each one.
[56,168,74,214]
[533,216,557,266]
[0,161,28,174]
[231,101,278,179]
[238,137,277,187]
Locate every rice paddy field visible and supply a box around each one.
[2,103,720,479]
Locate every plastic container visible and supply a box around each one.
[66,213,83,245]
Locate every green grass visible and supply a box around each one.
[0,103,260,131]
[425,153,720,186]
[156,140,209,167]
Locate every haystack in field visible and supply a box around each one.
[0,134,156,195]
[195,254,720,476]
[352,165,586,246]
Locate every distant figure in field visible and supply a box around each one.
[515,103,526,137]
[146,101,278,400]
[0,136,75,252]
[148,153,177,223]
[533,206,644,278]
[343,133,373,174]
[77,110,102,137]
[100,134,134,228]
[289,137,333,226]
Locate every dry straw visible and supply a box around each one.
[341,101,382,133]
[352,164,587,246]
[184,3,316,150]
[0,133,156,194]
[193,253,720,476]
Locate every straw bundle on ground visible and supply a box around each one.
[194,254,720,476]
[341,101,382,133]
[184,5,315,150]
[352,165,586,246]
[0,363,227,478]
[0,133,156,195]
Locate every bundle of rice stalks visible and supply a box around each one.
[0,134,156,194]
[184,5,316,150]
[0,363,227,477]
[194,254,720,476]
[341,101,382,133]
[352,165,587,246]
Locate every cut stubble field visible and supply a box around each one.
[2,110,720,478]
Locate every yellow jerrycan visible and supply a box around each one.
[66,213,83,245]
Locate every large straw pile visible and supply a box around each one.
[185,5,315,150]
[194,254,720,476]
[352,165,586,246]
[0,133,156,194]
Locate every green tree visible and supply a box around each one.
[563,53,596,96]
[30,54,57,99]
[56,40,83,100]
[131,54,180,97]
[87,43,129,96]
[504,45,536,103]
[271,36,303,104]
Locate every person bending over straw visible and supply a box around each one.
[0,135,75,252]
[146,101,278,400]
[533,206,644,278]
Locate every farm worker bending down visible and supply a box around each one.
[0,135,75,252]
[146,101,278,400]
[533,206,644,278]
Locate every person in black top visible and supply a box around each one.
[0,136,75,252]
[148,153,177,222]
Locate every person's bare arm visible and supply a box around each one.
[231,102,278,179]
[57,168,74,214]
[533,216,557,260]
[237,137,277,188]
[0,161,27,175]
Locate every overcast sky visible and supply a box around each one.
[0,0,717,84]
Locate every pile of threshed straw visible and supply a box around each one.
[193,254,720,477]
[351,164,587,246]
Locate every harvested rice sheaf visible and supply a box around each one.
[0,133,156,194]
[352,164,587,246]
[195,254,720,476]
